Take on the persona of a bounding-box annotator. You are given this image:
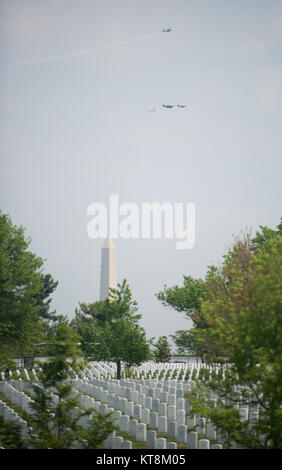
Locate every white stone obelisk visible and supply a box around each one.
[99,236,117,300]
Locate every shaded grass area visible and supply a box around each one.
[117,431,147,449]
[115,427,187,450]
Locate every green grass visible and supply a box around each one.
[114,424,188,449]
[117,431,147,449]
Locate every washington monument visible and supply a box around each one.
[99,236,117,300]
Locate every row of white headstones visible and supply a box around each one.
[87,361,209,381]
[0,361,258,449]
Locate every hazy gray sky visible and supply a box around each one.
[1,0,281,346]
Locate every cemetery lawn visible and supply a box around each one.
[117,429,187,450]
[117,431,147,449]
[155,431,187,449]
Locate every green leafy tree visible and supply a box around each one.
[161,219,282,448]
[251,219,282,252]
[170,329,204,356]
[0,212,44,367]
[157,219,282,360]
[153,336,171,363]
[193,228,282,448]
[156,275,209,319]
[156,269,221,359]
[73,280,152,379]
[29,323,114,448]
[0,416,25,449]
[0,211,59,369]
[33,273,59,321]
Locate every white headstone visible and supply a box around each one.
[177,424,187,443]
[177,409,185,425]
[199,439,210,449]
[159,402,167,417]
[155,438,166,449]
[125,401,134,417]
[158,416,167,433]
[136,423,147,442]
[167,421,177,438]
[128,419,137,437]
[168,394,176,407]
[146,430,156,449]
[167,442,177,449]
[187,415,196,429]
[196,417,206,435]
[121,440,132,449]
[149,411,158,429]
[112,410,122,425]
[152,398,160,412]
[141,408,150,425]
[119,415,129,432]
[160,391,168,403]
[133,404,142,421]
[23,370,30,381]
[112,436,124,449]
[145,396,152,410]
[187,431,198,449]
[168,405,176,421]
[176,398,185,410]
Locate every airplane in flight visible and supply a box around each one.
[162,28,172,33]
[177,104,187,108]
[163,104,175,109]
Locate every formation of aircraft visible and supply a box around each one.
[146,28,187,113]
[147,103,187,111]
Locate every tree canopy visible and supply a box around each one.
[153,336,172,363]
[73,280,152,378]
[157,219,282,448]
[0,211,58,367]
[157,219,282,359]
